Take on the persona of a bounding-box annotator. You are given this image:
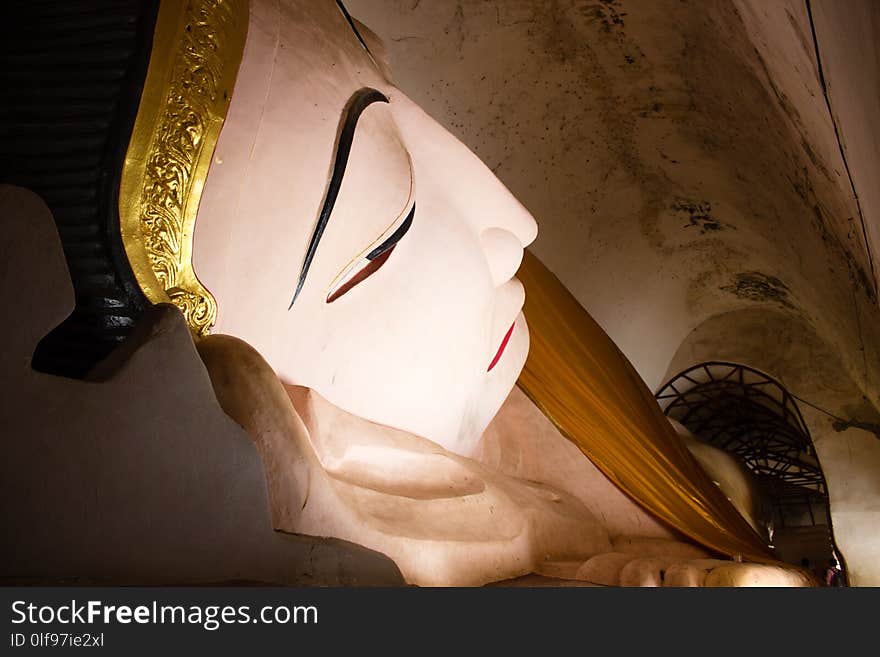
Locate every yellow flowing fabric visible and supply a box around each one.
[517,250,773,562]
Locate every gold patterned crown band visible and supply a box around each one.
[119,0,249,337]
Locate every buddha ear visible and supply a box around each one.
[352,17,394,82]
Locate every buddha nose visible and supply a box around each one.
[480,227,527,287]
[475,187,538,252]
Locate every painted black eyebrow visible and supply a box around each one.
[289,87,389,309]
[366,203,414,261]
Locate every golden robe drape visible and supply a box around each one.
[517,250,773,562]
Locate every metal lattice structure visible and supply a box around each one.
[656,362,828,524]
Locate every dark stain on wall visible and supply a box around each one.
[672,197,730,234]
[721,272,795,309]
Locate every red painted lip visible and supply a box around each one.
[487,322,516,372]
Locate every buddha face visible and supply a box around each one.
[193,0,537,456]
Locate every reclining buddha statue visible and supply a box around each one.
[0,0,811,587]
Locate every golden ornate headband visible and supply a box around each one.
[119,0,249,337]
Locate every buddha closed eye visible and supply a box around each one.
[290,87,416,308]
[327,202,414,303]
